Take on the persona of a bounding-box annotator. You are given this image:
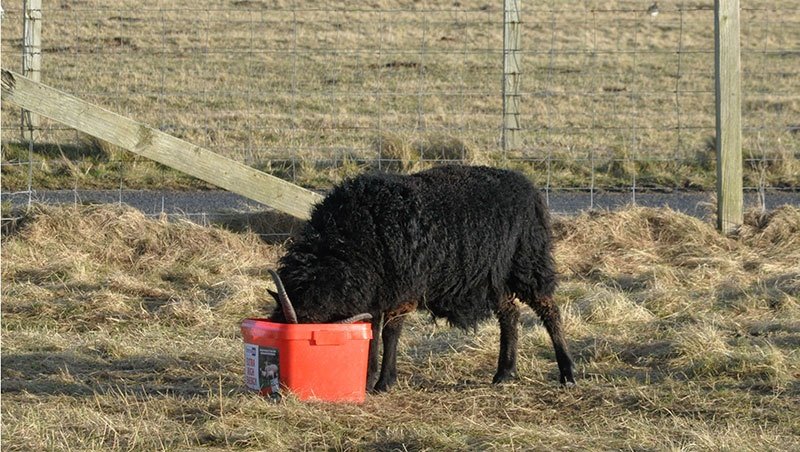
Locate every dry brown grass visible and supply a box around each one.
[2,0,798,191]
[2,204,799,450]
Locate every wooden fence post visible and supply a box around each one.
[22,0,42,141]
[502,0,522,154]
[715,0,743,234]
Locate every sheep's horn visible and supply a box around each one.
[335,313,373,324]
[268,269,298,324]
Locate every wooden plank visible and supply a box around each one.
[22,0,42,139]
[1,69,322,220]
[502,0,522,153]
[714,0,743,233]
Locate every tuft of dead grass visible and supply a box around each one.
[740,206,800,255]
[554,206,737,275]
[2,204,278,333]
[2,204,799,451]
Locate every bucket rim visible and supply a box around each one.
[241,318,373,341]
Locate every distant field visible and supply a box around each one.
[2,204,798,450]
[1,0,798,191]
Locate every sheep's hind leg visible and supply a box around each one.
[493,295,520,384]
[531,296,576,386]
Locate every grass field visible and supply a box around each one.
[2,0,799,192]
[2,204,798,450]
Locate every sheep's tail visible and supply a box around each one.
[335,313,373,324]
[268,269,298,324]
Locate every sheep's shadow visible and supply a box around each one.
[397,314,580,389]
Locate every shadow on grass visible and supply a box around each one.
[209,208,306,244]
[572,335,674,384]
[3,141,109,162]
[399,317,585,389]
[0,205,33,238]
[358,439,429,452]
[1,350,243,398]
[715,271,800,312]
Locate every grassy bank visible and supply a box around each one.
[2,204,798,450]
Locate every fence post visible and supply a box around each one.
[502,0,522,154]
[714,0,743,233]
[22,0,42,141]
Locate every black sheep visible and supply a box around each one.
[269,165,575,392]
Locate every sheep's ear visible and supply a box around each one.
[267,289,279,303]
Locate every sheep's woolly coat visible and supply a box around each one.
[273,165,555,328]
[270,165,575,390]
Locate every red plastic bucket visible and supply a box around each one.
[241,319,372,403]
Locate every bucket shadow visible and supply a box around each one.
[1,350,243,398]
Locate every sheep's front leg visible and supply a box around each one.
[373,315,405,392]
[366,315,382,392]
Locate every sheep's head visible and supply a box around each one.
[267,269,372,324]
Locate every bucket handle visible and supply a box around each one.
[311,330,349,346]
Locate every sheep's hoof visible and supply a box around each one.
[492,372,518,384]
[561,373,577,388]
[371,379,395,393]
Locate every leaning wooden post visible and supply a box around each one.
[1,69,323,220]
[502,0,522,154]
[714,0,743,234]
[21,0,42,141]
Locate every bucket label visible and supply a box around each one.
[258,347,281,399]
[244,344,260,390]
[244,343,280,399]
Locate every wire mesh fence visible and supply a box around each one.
[1,1,799,227]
